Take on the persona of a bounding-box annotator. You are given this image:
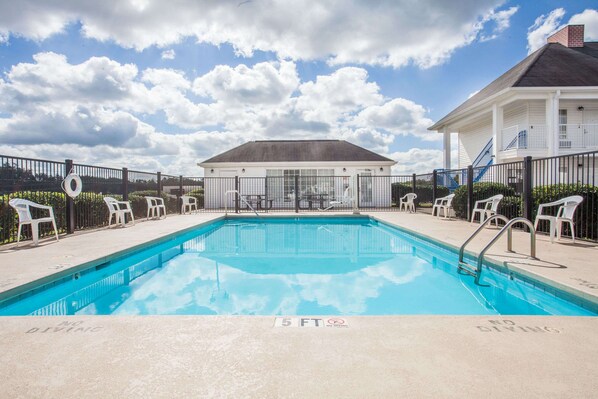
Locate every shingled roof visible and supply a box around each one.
[200,140,395,164]
[429,41,598,130]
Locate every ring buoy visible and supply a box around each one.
[62,173,83,198]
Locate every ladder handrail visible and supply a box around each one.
[474,217,536,285]
[459,214,510,264]
[224,190,259,216]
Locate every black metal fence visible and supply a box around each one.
[1,150,597,244]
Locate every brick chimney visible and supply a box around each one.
[547,25,585,48]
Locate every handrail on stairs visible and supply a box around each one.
[459,215,537,285]
[224,190,259,217]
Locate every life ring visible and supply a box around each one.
[62,173,83,198]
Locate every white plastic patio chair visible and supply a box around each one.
[8,198,59,246]
[432,194,455,219]
[471,194,503,226]
[181,195,197,214]
[104,197,135,227]
[399,193,417,213]
[534,195,583,243]
[145,196,166,220]
[320,186,352,210]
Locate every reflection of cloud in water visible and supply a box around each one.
[111,252,426,315]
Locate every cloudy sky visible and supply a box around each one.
[1,1,597,175]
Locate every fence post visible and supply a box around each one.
[179,175,183,214]
[157,172,162,196]
[122,167,129,224]
[235,176,239,213]
[467,165,474,221]
[64,159,75,234]
[412,173,416,193]
[356,174,360,209]
[432,170,438,203]
[294,175,299,213]
[523,156,533,222]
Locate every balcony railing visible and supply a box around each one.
[559,124,598,149]
[501,124,598,151]
[501,125,547,150]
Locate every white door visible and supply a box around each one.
[357,169,373,206]
[583,110,598,147]
[220,170,237,208]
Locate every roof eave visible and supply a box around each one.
[428,87,513,131]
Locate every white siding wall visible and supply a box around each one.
[528,100,545,126]
[458,118,492,168]
[203,164,392,208]
[503,102,527,129]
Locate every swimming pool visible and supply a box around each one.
[0,216,594,316]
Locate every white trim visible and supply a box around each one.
[200,160,396,168]
[430,86,598,131]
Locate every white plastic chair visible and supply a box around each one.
[9,199,59,246]
[432,194,455,219]
[145,196,166,220]
[471,194,503,226]
[534,195,583,243]
[104,197,135,227]
[181,195,197,214]
[321,186,352,210]
[399,193,417,213]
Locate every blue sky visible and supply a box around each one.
[0,1,597,174]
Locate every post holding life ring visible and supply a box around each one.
[62,173,83,198]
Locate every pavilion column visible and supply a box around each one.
[492,103,503,163]
[442,127,451,169]
[546,91,560,156]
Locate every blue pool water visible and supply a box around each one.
[0,217,594,316]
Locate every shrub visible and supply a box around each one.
[452,182,516,219]
[128,190,178,216]
[187,188,205,208]
[0,191,68,243]
[532,184,598,240]
[391,182,449,207]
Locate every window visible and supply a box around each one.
[266,169,335,199]
[559,109,568,140]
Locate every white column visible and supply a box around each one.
[546,91,560,156]
[492,104,503,163]
[442,127,451,169]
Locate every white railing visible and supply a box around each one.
[559,124,598,149]
[501,125,547,150]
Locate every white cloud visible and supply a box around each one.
[0,0,514,69]
[479,6,519,42]
[161,49,175,60]
[569,9,598,41]
[295,67,383,124]
[527,8,566,54]
[193,61,299,106]
[0,52,442,174]
[351,98,438,141]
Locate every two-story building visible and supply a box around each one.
[429,25,598,182]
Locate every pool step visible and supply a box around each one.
[458,261,478,277]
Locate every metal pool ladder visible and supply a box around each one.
[458,215,537,285]
[224,190,260,217]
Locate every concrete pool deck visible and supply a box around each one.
[1,212,597,398]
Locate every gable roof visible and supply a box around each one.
[200,140,395,164]
[429,42,598,130]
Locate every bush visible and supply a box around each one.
[128,190,178,217]
[391,182,449,207]
[532,184,598,240]
[0,191,68,243]
[187,188,204,208]
[452,182,516,219]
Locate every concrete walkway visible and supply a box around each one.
[1,212,597,398]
